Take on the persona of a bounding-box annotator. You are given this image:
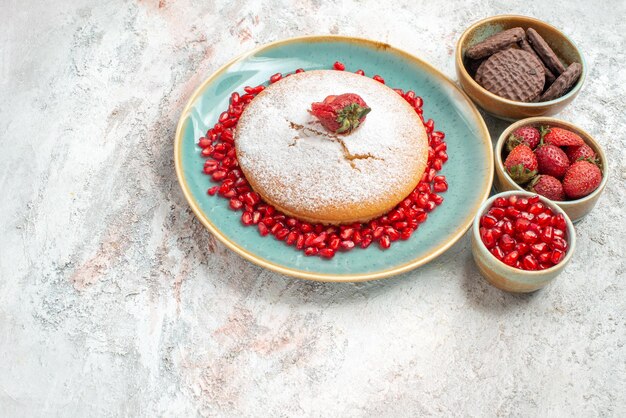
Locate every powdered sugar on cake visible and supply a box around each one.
[235,70,428,216]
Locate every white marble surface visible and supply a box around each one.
[1,0,625,416]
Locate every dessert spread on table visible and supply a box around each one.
[198,62,448,258]
[182,15,607,288]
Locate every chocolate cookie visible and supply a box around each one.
[519,38,556,85]
[466,27,526,59]
[475,48,545,102]
[539,62,582,101]
[527,28,566,75]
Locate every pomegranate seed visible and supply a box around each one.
[270,73,282,83]
[340,228,354,240]
[480,228,496,249]
[522,254,538,270]
[491,246,505,260]
[387,228,400,241]
[493,197,508,208]
[295,68,305,73]
[229,198,243,210]
[286,230,298,246]
[514,198,529,210]
[340,240,355,250]
[275,228,289,240]
[481,215,497,228]
[541,226,554,243]
[258,222,269,236]
[522,230,539,244]
[551,249,564,265]
[360,236,373,248]
[430,193,444,205]
[198,137,211,148]
[304,233,317,247]
[505,207,521,219]
[551,214,567,230]
[529,203,545,215]
[333,61,345,71]
[433,181,448,192]
[241,211,253,225]
[503,250,519,266]
[252,211,261,224]
[538,251,552,264]
[222,118,237,128]
[553,228,564,238]
[379,235,391,249]
[212,170,226,181]
[296,234,305,249]
[304,247,319,256]
[207,186,219,195]
[551,236,568,251]
[503,221,514,235]
[515,242,530,256]
[394,221,408,230]
[530,242,548,255]
[300,223,313,233]
[373,226,385,239]
[270,223,282,235]
[514,218,531,232]
[355,69,365,75]
[221,130,234,143]
[499,234,516,252]
[319,248,335,258]
[329,236,340,251]
[415,211,427,224]
[373,75,385,83]
[222,190,237,198]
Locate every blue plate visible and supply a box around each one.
[175,36,493,281]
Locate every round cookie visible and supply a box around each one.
[475,48,545,102]
[235,70,429,225]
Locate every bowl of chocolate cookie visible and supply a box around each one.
[456,15,585,120]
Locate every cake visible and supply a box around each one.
[234,70,429,225]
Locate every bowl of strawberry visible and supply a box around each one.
[471,191,576,293]
[494,117,608,222]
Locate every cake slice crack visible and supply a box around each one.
[287,120,383,169]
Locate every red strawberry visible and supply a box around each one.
[562,160,602,199]
[310,93,371,134]
[504,144,538,184]
[528,175,565,201]
[565,144,596,164]
[506,126,541,152]
[534,144,569,179]
[541,126,585,147]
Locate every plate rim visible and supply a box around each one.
[174,34,493,282]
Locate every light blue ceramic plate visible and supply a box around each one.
[175,35,493,282]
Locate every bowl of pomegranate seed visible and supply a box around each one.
[494,117,608,222]
[471,191,576,293]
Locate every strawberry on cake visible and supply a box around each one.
[234,70,429,225]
